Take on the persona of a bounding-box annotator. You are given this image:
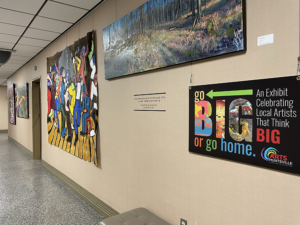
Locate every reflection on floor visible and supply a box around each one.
[0,133,104,225]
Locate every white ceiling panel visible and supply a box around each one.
[0,75,13,80]
[0,0,98,81]
[53,0,101,10]
[9,59,29,65]
[7,61,28,67]
[0,70,12,74]
[0,0,45,14]
[14,44,43,53]
[0,23,26,36]
[10,55,32,61]
[39,1,87,23]
[0,42,14,49]
[0,67,16,72]
[1,64,21,70]
[8,59,27,64]
[0,8,34,26]
[1,80,7,86]
[13,51,36,57]
[31,17,71,33]
[5,61,24,67]
[0,33,19,43]
[0,71,13,76]
[19,37,50,48]
[0,80,8,86]
[18,37,50,47]
[24,28,60,41]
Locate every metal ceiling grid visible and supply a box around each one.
[0,0,105,86]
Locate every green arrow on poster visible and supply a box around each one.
[206,89,253,99]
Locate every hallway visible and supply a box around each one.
[0,133,104,224]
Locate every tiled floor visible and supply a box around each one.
[0,133,104,225]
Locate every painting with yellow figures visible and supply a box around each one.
[47,31,98,166]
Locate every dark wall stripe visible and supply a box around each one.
[134,93,166,96]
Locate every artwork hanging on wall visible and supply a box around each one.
[103,0,246,79]
[189,76,300,175]
[15,83,29,119]
[8,84,16,124]
[47,31,98,166]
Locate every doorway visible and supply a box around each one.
[32,78,41,160]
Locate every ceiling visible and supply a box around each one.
[0,0,104,86]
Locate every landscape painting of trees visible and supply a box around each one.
[103,0,245,79]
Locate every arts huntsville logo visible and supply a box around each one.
[261,147,293,167]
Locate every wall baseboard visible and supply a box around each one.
[8,136,33,158]
[41,160,119,218]
[0,130,8,133]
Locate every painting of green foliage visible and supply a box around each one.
[103,0,245,79]
[15,83,29,119]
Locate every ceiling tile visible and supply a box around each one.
[24,28,60,41]
[19,37,50,48]
[0,75,13,79]
[0,42,14,49]
[14,44,43,53]
[39,1,87,23]
[0,67,16,72]
[0,33,19,44]
[1,80,7,85]
[0,71,12,76]
[0,8,34,26]
[0,77,11,82]
[13,50,36,57]
[5,61,24,67]
[8,59,26,63]
[0,80,8,85]
[7,60,28,67]
[53,0,101,10]
[1,64,21,69]
[31,17,71,33]
[0,23,26,36]
[10,55,32,61]
[0,0,45,14]
[9,59,28,65]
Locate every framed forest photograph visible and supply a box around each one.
[103,0,246,79]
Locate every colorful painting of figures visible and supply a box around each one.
[8,84,16,124]
[103,0,245,79]
[15,83,29,119]
[47,31,98,166]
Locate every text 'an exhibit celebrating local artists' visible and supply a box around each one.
[189,76,300,175]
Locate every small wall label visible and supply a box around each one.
[257,34,274,46]
[134,93,166,112]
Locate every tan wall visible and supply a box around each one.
[0,86,8,130]
[7,0,300,224]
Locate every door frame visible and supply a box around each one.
[32,76,41,160]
